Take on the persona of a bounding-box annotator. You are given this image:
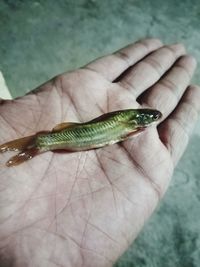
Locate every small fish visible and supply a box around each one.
[0,109,162,167]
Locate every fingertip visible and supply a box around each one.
[183,84,200,113]
[179,55,197,67]
[138,38,163,50]
[174,55,197,79]
[168,43,186,54]
[185,55,197,67]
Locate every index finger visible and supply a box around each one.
[84,38,163,81]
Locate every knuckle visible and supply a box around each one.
[114,51,131,67]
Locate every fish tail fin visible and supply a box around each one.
[0,134,42,167]
[0,135,36,153]
[6,147,40,167]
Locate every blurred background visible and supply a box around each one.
[0,0,200,266]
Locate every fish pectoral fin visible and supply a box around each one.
[121,126,146,140]
[128,127,146,137]
[52,122,79,132]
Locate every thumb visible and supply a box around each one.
[0,71,12,101]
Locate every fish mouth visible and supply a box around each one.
[151,110,162,120]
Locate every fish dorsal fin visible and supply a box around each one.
[52,122,79,132]
[88,111,120,123]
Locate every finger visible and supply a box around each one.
[84,38,163,81]
[158,85,200,165]
[118,43,186,98]
[139,55,197,120]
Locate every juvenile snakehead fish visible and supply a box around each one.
[0,109,162,167]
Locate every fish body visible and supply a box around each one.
[0,109,162,166]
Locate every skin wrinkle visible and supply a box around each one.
[95,151,118,215]
[100,149,134,170]
[0,216,50,247]
[79,208,92,267]
[41,86,62,130]
[11,105,39,135]
[33,88,53,131]
[159,77,180,96]
[40,227,82,251]
[142,58,164,77]
[106,91,110,114]
[169,121,189,164]
[0,114,22,137]
[25,164,108,203]
[159,123,175,157]
[164,45,178,55]
[117,78,138,95]
[138,39,158,52]
[77,155,94,263]
[78,152,89,178]
[0,155,54,236]
[16,155,55,224]
[117,54,166,94]
[0,179,45,226]
[109,179,138,208]
[82,165,113,194]
[25,229,77,267]
[18,95,42,132]
[78,152,135,250]
[80,218,120,247]
[59,75,83,122]
[80,246,114,266]
[82,155,131,196]
[139,60,162,78]
[49,259,65,267]
[136,40,150,51]
[45,153,83,233]
[82,66,106,79]
[181,100,199,121]
[51,78,63,122]
[78,197,93,266]
[175,63,193,80]
[158,82,180,107]
[169,117,189,139]
[81,155,96,205]
[94,101,106,115]
[94,149,140,208]
[121,144,162,201]
[114,50,133,69]
[53,85,63,118]
[78,69,112,116]
[54,168,58,234]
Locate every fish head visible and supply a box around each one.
[129,109,162,128]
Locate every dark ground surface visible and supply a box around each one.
[0,1,200,266]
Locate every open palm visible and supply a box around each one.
[0,39,199,267]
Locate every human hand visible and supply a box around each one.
[0,38,199,267]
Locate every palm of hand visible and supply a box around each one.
[0,39,199,267]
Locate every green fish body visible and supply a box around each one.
[0,109,162,166]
